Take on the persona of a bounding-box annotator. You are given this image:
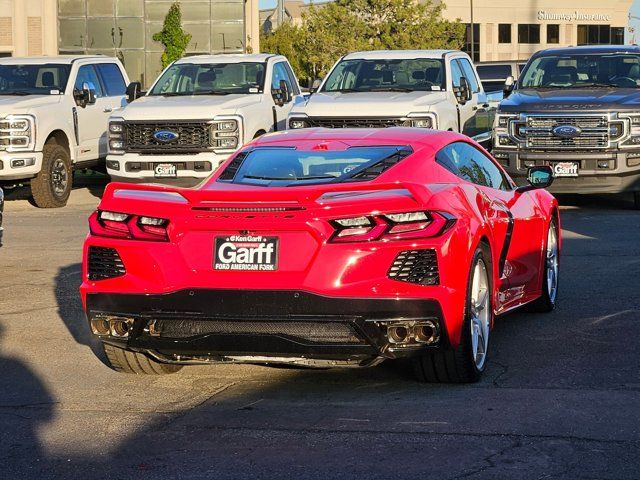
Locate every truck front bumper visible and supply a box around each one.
[106,152,232,187]
[0,152,43,182]
[495,149,640,194]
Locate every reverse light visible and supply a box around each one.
[330,211,455,243]
[90,210,169,241]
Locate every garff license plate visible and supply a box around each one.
[154,163,177,178]
[214,235,278,271]
[553,162,579,177]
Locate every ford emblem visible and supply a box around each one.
[153,130,179,142]
[552,125,581,138]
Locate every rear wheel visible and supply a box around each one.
[528,218,559,313]
[412,244,492,383]
[103,343,183,375]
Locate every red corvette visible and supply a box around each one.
[80,128,560,382]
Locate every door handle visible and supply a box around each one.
[103,107,113,113]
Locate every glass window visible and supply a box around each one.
[211,22,244,52]
[87,0,114,16]
[96,63,126,96]
[116,0,143,17]
[59,18,86,49]
[464,23,480,62]
[520,53,640,88]
[75,65,104,97]
[498,24,511,44]
[476,64,512,80]
[518,24,540,44]
[211,2,244,22]
[282,61,300,95]
[577,25,612,45]
[547,24,560,44]
[322,58,446,92]
[116,17,144,49]
[612,27,625,45]
[457,58,480,93]
[436,142,509,190]
[0,64,71,95]
[450,59,464,87]
[184,23,211,52]
[271,62,290,90]
[149,62,266,95]
[59,0,86,16]
[87,18,115,50]
[220,146,412,186]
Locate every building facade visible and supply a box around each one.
[440,0,634,62]
[0,0,58,57]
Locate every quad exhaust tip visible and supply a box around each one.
[386,320,440,346]
[90,317,134,338]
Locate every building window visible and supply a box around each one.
[577,25,612,45]
[498,24,511,44]
[547,24,560,44]
[612,27,625,45]
[518,24,540,44]
[464,23,480,62]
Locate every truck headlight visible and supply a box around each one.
[211,117,241,151]
[289,117,310,129]
[0,114,35,151]
[404,113,437,129]
[108,119,125,154]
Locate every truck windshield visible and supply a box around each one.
[0,64,70,95]
[520,53,640,89]
[149,62,266,96]
[322,58,445,93]
[218,146,413,186]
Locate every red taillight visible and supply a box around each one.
[89,211,169,242]
[329,211,455,243]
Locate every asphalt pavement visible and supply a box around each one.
[0,180,639,480]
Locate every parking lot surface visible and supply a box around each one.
[1,183,639,480]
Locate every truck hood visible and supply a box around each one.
[296,91,447,117]
[0,94,62,115]
[118,94,263,120]
[500,88,640,113]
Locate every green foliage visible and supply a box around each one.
[260,0,466,83]
[153,2,192,69]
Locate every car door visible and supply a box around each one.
[270,61,299,131]
[450,59,478,137]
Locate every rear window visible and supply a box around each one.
[476,64,512,80]
[218,146,413,186]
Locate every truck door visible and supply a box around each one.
[270,61,300,131]
[451,59,486,141]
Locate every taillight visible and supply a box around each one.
[89,210,169,241]
[330,211,455,243]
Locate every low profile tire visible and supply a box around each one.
[412,244,492,383]
[31,142,72,208]
[634,191,640,210]
[527,218,559,313]
[103,343,183,375]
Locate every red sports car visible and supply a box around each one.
[80,128,560,382]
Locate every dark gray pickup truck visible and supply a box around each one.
[492,45,640,208]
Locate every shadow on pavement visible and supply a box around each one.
[1,170,109,204]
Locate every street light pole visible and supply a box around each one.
[470,0,475,61]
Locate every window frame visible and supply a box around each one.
[518,24,541,44]
[498,24,512,44]
[546,24,560,44]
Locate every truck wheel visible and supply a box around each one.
[412,244,492,383]
[634,192,640,210]
[527,218,559,313]
[31,142,72,208]
[103,343,183,375]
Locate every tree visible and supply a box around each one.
[261,0,466,82]
[153,2,192,69]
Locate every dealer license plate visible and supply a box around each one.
[154,163,177,178]
[552,162,579,177]
[214,235,278,271]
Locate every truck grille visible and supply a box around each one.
[124,122,212,152]
[518,115,617,150]
[307,117,407,128]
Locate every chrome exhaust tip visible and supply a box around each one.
[109,318,134,338]
[387,323,410,344]
[90,318,111,336]
[413,320,440,345]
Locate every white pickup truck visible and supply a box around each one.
[288,50,493,146]
[0,56,129,207]
[107,54,304,186]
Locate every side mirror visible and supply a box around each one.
[271,79,292,106]
[503,75,515,98]
[74,82,96,107]
[454,77,471,104]
[309,78,322,94]
[516,166,554,193]
[126,81,142,103]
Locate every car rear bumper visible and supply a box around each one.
[85,289,447,366]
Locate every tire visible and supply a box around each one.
[412,244,492,383]
[31,142,72,208]
[528,218,559,313]
[103,343,183,375]
[634,191,640,210]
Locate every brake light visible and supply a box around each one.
[89,210,169,241]
[330,211,455,243]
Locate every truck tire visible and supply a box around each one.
[31,142,72,208]
[412,244,492,383]
[103,343,183,375]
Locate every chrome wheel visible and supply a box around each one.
[470,258,490,370]
[51,158,69,197]
[546,224,559,303]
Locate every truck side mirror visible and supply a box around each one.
[271,79,292,106]
[516,166,554,193]
[503,76,515,98]
[454,77,471,104]
[126,81,142,103]
[74,82,96,108]
[309,78,322,94]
